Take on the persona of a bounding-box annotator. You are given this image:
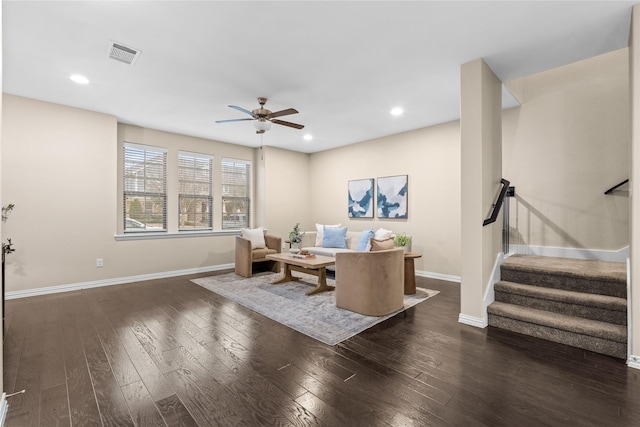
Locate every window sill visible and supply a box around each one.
[114,229,240,241]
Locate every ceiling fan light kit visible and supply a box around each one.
[253,119,272,133]
[216,97,304,134]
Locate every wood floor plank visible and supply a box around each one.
[39,382,71,427]
[85,292,143,388]
[294,391,358,427]
[226,370,323,427]
[155,394,199,427]
[82,327,135,427]
[59,293,104,426]
[2,311,26,394]
[164,367,242,427]
[157,319,238,385]
[5,354,43,427]
[40,321,66,391]
[108,319,176,403]
[120,380,167,427]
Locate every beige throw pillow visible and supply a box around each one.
[374,227,393,240]
[369,237,395,251]
[241,227,266,249]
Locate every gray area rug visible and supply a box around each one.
[191,272,439,346]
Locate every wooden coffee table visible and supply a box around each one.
[266,253,336,296]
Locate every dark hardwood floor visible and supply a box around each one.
[3,271,640,426]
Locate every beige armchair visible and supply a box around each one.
[335,248,405,316]
[235,234,282,278]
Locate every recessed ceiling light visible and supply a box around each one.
[303,134,313,141]
[390,107,404,116]
[70,74,89,85]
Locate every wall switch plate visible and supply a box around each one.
[96,258,104,268]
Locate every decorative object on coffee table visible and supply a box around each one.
[288,222,304,253]
[403,252,422,295]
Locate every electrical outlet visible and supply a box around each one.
[96,258,104,268]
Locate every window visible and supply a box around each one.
[222,158,251,229]
[123,143,167,232]
[178,151,213,230]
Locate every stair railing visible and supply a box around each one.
[604,178,629,195]
[483,178,511,226]
[502,185,515,254]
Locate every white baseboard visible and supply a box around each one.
[5,263,235,299]
[416,270,460,283]
[458,313,487,328]
[0,393,8,427]
[628,355,640,370]
[509,245,629,262]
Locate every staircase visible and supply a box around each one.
[488,254,628,359]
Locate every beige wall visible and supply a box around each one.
[503,48,630,252]
[261,145,311,246]
[304,121,462,277]
[1,95,255,292]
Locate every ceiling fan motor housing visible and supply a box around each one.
[252,108,271,117]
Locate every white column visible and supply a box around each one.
[460,58,503,327]
[628,4,640,369]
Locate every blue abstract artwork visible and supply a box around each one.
[348,178,374,218]
[377,175,408,218]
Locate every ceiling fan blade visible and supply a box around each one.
[271,119,305,130]
[229,105,257,118]
[215,118,255,123]
[267,108,298,119]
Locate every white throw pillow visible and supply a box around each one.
[315,223,341,247]
[242,227,266,249]
[374,227,393,240]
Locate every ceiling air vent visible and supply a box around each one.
[108,41,141,65]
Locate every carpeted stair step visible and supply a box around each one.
[494,280,627,325]
[488,301,627,359]
[501,255,627,298]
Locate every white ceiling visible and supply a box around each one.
[3,1,636,153]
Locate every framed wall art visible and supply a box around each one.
[348,178,374,218]
[377,175,408,218]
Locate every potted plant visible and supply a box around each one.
[394,233,411,253]
[289,223,304,253]
[2,204,14,222]
[2,204,15,257]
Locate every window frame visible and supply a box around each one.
[122,142,168,233]
[178,151,214,231]
[221,158,252,230]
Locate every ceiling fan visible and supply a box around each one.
[215,97,305,134]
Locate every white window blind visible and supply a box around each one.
[222,158,251,229]
[178,151,213,230]
[123,143,167,232]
